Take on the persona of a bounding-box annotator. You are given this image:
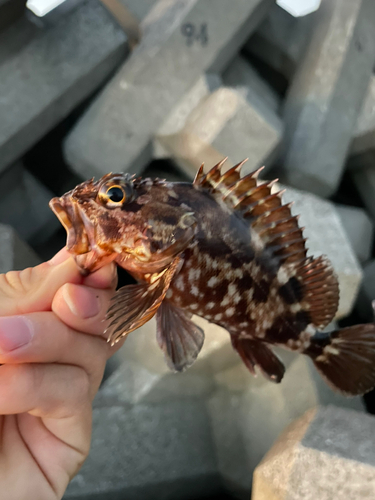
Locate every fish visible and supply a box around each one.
[49,159,375,396]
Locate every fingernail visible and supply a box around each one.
[49,248,70,266]
[62,284,101,319]
[0,316,34,352]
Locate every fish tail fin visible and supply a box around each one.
[304,323,375,395]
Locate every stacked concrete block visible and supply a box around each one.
[281,0,375,197]
[64,400,220,500]
[156,55,283,179]
[208,348,364,498]
[64,0,274,180]
[352,166,375,220]
[244,3,315,80]
[0,224,40,273]
[0,163,59,245]
[252,406,375,500]
[279,184,363,319]
[0,0,128,173]
[335,204,373,263]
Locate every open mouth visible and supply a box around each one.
[49,197,107,274]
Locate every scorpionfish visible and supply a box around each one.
[50,159,375,396]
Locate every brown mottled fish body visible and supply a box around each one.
[50,160,375,395]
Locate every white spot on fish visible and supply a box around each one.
[225,307,235,317]
[166,289,173,299]
[206,302,215,309]
[207,276,219,287]
[189,303,199,310]
[214,313,223,321]
[227,284,237,296]
[191,285,199,296]
[290,303,302,313]
[175,275,185,291]
[221,296,231,307]
[277,267,290,285]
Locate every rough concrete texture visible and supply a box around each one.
[154,73,222,158]
[252,406,375,500]
[335,204,373,263]
[351,74,375,157]
[208,348,364,498]
[64,0,274,179]
[0,0,128,173]
[222,55,281,114]
[244,3,315,79]
[352,165,375,220]
[97,315,238,405]
[279,183,363,318]
[157,82,282,179]
[0,224,40,273]
[281,0,375,197]
[0,164,59,245]
[64,401,220,500]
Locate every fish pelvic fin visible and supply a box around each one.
[304,323,375,396]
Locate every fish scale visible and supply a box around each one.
[50,159,375,395]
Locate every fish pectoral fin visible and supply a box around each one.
[232,337,285,383]
[156,301,205,372]
[105,258,181,345]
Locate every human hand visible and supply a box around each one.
[0,249,120,500]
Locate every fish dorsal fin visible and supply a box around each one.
[105,257,180,345]
[296,255,339,329]
[195,159,339,328]
[194,159,307,265]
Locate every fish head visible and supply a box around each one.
[50,173,197,275]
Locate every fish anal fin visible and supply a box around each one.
[156,300,204,372]
[232,337,285,383]
[305,324,375,395]
[105,257,180,345]
[297,255,339,329]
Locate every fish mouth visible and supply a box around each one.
[49,197,108,274]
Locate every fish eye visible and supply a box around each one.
[106,186,125,203]
[98,179,134,208]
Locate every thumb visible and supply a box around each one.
[0,248,83,316]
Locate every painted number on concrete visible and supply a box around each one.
[181,23,208,46]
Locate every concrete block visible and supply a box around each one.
[244,3,315,79]
[0,0,128,173]
[208,351,365,498]
[154,73,222,158]
[64,401,220,500]
[351,75,375,158]
[157,83,283,179]
[0,0,25,32]
[97,315,238,405]
[352,165,375,220]
[335,204,373,263]
[0,224,40,273]
[0,164,59,245]
[252,406,375,500]
[280,184,363,319]
[64,0,274,179]
[281,0,375,197]
[222,55,281,114]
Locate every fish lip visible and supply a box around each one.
[49,196,95,270]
